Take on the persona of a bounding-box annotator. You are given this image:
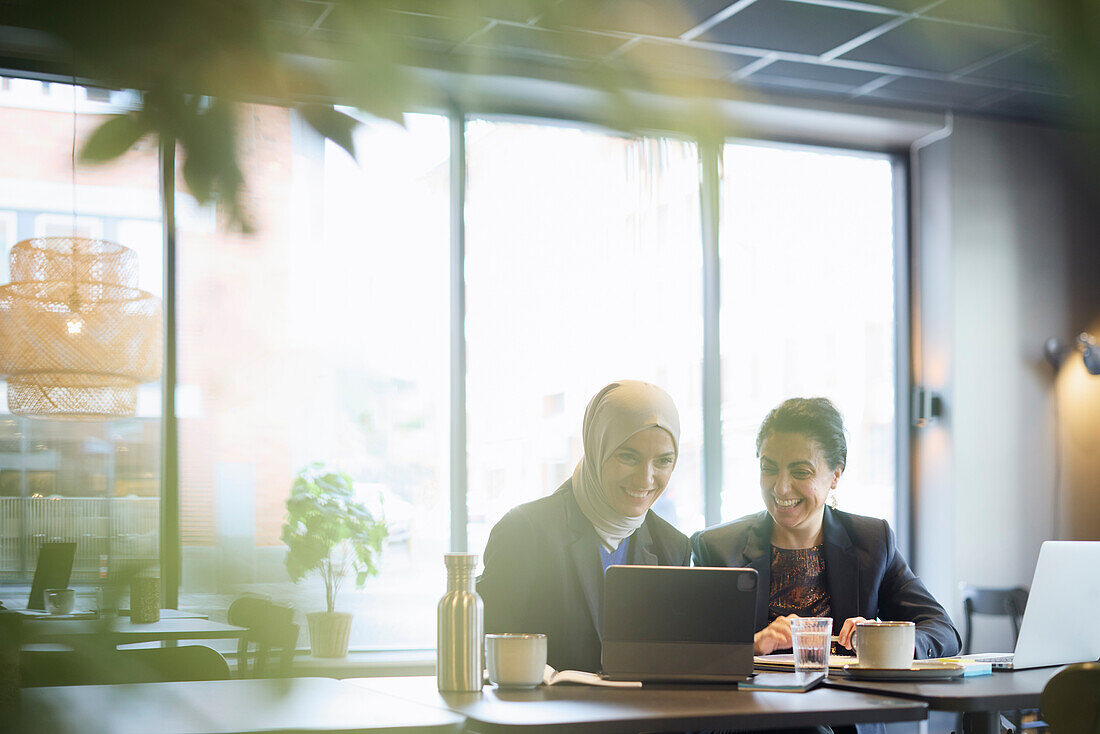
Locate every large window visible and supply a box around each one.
[0,79,902,652]
[718,141,897,522]
[464,119,706,550]
[176,110,450,649]
[0,81,163,602]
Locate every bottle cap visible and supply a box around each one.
[443,552,479,569]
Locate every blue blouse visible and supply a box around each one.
[598,535,631,573]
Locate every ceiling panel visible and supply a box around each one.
[865,75,1003,107]
[921,0,1041,31]
[620,41,757,79]
[838,17,1034,74]
[977,90,1070,118]
[379,1,542,25]
[965,45,1064,92]
[850,0,931,11]
[552,0,734,38]
[703,0,889,56]
[749,59,884,87]
[388,12,490,47]
[466,23,628,61]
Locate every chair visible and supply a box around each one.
[1041,662,1100,733]
[962,586,1040,732]
[114,645,231,683]
[20,645,231,686]
[228,595,298,678]
[961,585,1029,655]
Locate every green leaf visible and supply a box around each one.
[282,461,388,598]
[79,113,151,163]
[298,104,359,160]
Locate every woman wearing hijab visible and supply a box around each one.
[477,380,691,673]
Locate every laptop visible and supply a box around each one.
[964,541,1100,670]
[601,565,757,682]
[27,541,77,611]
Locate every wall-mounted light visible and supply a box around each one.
[1045,333,1100,375]
[1078,333,1100,375]
[912,386,943,427]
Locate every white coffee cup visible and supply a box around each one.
[853,620,915,669]
[485,633,547,688]
[44,588,75,615]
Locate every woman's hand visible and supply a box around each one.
[837,616,870,651]
[753,614,798,655]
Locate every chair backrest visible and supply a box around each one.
[21,645,231,686]
[228,595,298,678]
[114,645,231,683]
[960,585,1029,655]
[1041,662,1100,733]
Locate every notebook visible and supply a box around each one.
[27,542,77,611]
[963,541,1100,670]
[601,565,757,683]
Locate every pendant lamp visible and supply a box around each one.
[0,236,162,420]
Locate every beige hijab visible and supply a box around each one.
[571,380,680,552]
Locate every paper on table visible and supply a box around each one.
[931,658,993,676]
[543,665,642,688]
[754,653,858,671]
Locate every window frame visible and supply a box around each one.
[148,103,909,650]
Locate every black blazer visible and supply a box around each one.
[477,480,691,673]
[691,506,960,659]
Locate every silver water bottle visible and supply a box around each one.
[437,552,483,691]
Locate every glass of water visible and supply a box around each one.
[791,617,833,673]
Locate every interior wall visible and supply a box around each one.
[914,114,1099,653]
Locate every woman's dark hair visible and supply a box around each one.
[756,397,847,472]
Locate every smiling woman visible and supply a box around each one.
[692,397,961,664]
[476,380,691,673]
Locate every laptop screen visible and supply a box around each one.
[603,565,756,644]
[27,542,77,610]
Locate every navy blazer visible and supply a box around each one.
[691,506,960,659]
[477,480,691,673]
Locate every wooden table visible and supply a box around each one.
[349,675,928,733]
[16,677,464,734]
[24,617,247,645]
[825,666,1065,734]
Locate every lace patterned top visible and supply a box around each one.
[768,544,832,621]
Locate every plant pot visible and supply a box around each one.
[307,611,353,658]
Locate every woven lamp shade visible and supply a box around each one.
[0,237,163,420]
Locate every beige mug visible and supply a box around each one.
[853,620,915,669]
[485,633,547,688]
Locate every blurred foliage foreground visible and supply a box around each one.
[11,0,1100,226]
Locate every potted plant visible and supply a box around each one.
[281,462,388,658]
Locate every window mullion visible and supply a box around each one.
[449,110,469,553]
[700,140,722,529]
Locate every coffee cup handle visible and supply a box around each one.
[852,627,860,657]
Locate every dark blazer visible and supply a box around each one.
[477,479,691,673]
[691,506,960,659]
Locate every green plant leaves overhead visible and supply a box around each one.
[79,112,151,163]
[298,104,360,160]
